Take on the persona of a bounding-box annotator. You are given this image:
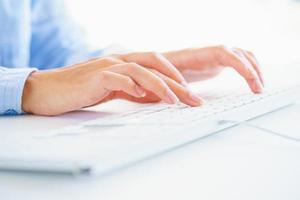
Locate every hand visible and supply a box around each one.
[121,46,264,93]
[22,56,202,116]
[163,46,264,93]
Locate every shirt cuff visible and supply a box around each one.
[0,67,37,115]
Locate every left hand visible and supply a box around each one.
[119,45,264,94]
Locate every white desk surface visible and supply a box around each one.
[0,66,300,200]
[2,0,300,199]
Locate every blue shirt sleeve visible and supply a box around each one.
[0,0,127,116]
[0,67,37,115]
[0,0,94,116]
[29,0,94,69]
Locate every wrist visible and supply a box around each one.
[21,71,41,113]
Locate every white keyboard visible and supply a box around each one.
[1,84,299,175]
[80,85,299,127]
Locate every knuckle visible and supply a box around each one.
[246,71,258,81]
[247,50,254,56]
[152,76,167,90]
[102,57,120,64]
[148,51,161,59]
[148,68,159,75]
[215,45,227,52]
[212,45,228,62]
[125,62,141,72]
[99,71,111,81]
[149,77,169,97]
[124,77,135,87]
[246,74,256,80]
[110,53,122,59]
[160,86,169,96]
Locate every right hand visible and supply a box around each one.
[22,56,203,116]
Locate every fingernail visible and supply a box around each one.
[188,92,203,106]
[254,79,263,93]
[135,86,146,97]
[165,90,179,104]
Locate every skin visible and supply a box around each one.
[22,45,264,116]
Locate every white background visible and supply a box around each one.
[1,1,300,200]
[64,0,300,66]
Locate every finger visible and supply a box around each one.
[235,48,265,86]
[217,46,263,93]
[99,71,146,98]
[232,48,264,92]
[231,49,263,93]
[109,63,179,104]
[114,90,161,103]
[122,52,188,86]
[150,69,204,107]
